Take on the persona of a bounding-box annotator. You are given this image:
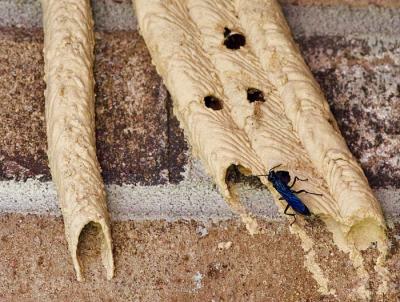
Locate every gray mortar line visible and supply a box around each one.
[0,1,399,37]
[0,179,279,221]
[282,5,400,37]
[0,179,398,221]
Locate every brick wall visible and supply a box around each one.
[0,2,399,301]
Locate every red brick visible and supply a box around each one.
[0,28,398,188]
[0,28,188,185]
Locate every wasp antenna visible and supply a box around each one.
[269,164,282,173]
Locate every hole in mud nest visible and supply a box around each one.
[247,88,265,103]
[223,27,231,38]
[204,95,223,111]
[77,222,104,277]
[225,164,263,188]
[223,27,246,50]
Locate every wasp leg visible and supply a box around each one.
[289,176,308,189]
[292,189,322,196]
[284,204,293,215]
[284,204,296,225]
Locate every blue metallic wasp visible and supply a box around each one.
[257,164,322,225]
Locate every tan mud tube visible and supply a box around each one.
[41,0,113,281]
[134,0,388,296]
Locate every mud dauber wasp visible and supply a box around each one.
[257,165,322,225]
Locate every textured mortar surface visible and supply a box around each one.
[2,1,400,33]
[281,0,400,5]
[0,213,399,301]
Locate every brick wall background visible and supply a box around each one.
[0,1,399,300]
